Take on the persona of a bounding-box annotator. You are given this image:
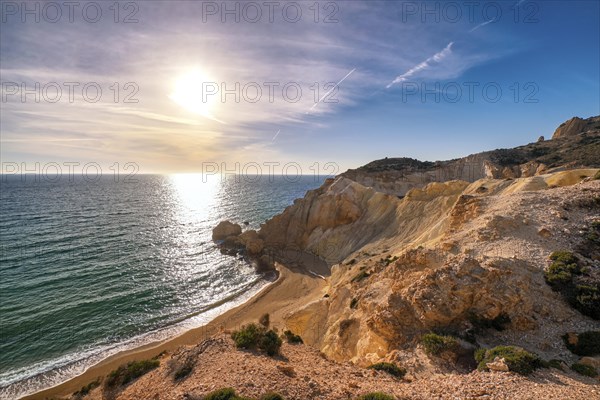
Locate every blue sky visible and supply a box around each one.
[1,0,599,174]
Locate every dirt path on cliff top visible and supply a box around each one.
[24,260,327,400]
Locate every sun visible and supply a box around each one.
[169,69,222,122]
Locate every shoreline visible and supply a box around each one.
[23,260,327,400]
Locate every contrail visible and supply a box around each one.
[272,129,281,141]
[307,68,356,113]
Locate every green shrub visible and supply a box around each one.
[105,359,160,387]
[283,330,303,344]
[351,271,370,283]
[543,251,599,320]
[260,393,285,400]
[73,378,100,397]
[421,333,459,356]
[563,331,600,356]
[350,298,359,309]
[547,359,564,370]
[575,285,600,319]
[571,363,598,377]
[474,348,486,363]
[258,329,282,356]
[476,346,541,375]
[174,362,193,380]
[367,362,406,378]
[549,251,578,264]
[355,393,396,400]
[545,252,580,287]
[231,323,262,349]
[202,388,241,400]
[231,323,281,356]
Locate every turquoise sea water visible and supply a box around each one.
[0,174,325,399]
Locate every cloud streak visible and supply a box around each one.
[386,42,454,88]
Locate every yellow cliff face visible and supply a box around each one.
[280,170,600,365]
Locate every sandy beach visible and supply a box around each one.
[24,260,327,400]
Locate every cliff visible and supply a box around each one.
[342,115,600,197]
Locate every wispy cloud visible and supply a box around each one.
[387,42,454,88]
[469,19,496,33]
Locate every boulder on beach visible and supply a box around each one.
[212,220,242,240]
[239,230,265,254]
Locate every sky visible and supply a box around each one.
[1,0,599,175]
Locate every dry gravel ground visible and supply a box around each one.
[82,334,599,400]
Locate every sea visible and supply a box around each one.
[0,174,326,399]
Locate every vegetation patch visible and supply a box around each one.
[421,333,459,356]
[199,388,285,400]
[351,271,370,283]
[73,378,101,398]
[544,251,600,320]
[231,323,282,356]
[174,361,194,381]
[562,331,600,356]
[283,330,303,344]
[105,359,160,387]
[350,298,359,309]
[260,394,285,400]
[571,363,598,377]
[355,393,396,400]
[367,362,406,378]
[202,387,247,400]
[283,330,304,344]
[476,346,542,375]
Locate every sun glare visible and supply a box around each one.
[169,69,220,121]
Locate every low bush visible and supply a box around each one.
[476,346,541,375]
[367,362,406,378]
[200,388,284,400]
[544,251,600,320]
[474,348,486,363]
[105,359,160,387]
[571,363,598,377]
[231,323,282,356]
[202,388,244,400]
[73,378,100,397]
[351,271,370,283]
[421,333,459,356]
[260,394,285,400]
[547,359,565,370]
[350,298,359,309]
[563,331,600,356]
[355,393,396,400]
[259,330,282,356]
[174,362,193,380]
[283,330,303,344]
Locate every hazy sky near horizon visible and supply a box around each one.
[1,0,599,174]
